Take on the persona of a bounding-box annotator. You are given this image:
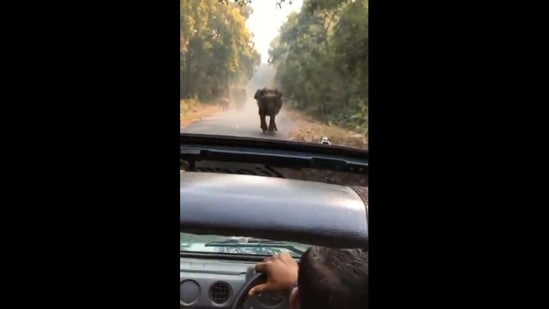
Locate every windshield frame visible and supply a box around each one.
[181,132,369,156]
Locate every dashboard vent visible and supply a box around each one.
[209,281,231,304]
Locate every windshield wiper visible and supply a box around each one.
[181,146,367,173]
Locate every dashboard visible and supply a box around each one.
[180,257,290,309]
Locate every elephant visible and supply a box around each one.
[254,87,283,133]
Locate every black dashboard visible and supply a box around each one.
[180,257,290,309]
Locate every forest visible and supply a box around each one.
[180,0,260,101]
[181,0,368,132]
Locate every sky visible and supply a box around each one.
[246,0,303,63]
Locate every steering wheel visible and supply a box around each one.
[231,272,290,309]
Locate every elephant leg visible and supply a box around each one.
[268,115,276,132]
[259,113,268,132]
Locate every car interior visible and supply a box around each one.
[180,134,368,309]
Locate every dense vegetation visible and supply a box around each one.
[269,0,368,132]
[180,0,260,101]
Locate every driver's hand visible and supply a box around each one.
[249,253,298,296]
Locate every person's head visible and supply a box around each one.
[290,246,368,309]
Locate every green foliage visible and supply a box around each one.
[269,0,368,132]
[180,0,261,100]
[217,0,294,9]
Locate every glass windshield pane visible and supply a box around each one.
[180,0,368,150]
[180,232,310,257]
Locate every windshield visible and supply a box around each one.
[180,0,368,150]
[180,232,310,257]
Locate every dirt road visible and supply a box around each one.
[181,99,294,140]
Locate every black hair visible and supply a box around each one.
[298,247,368,309]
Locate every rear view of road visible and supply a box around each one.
[181,99,294,140]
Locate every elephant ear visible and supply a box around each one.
[274,89,283,98]
[254,89,263,100]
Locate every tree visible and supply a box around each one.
[268,0,368,131]
[180,0,260,100]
